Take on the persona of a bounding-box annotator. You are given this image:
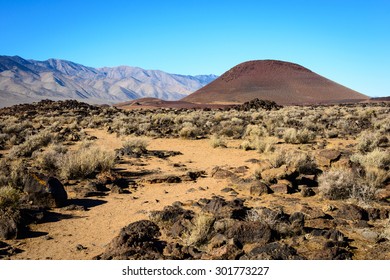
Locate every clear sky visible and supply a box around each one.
[1,0,389,97]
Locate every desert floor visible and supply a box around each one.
[6,127,389,260]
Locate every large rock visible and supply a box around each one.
[149,205,194,228]
[260,165,297,184]
[202,197,248,220]
[211,167,238,180]
[96,220,163,260]
[23,173,67,208]
[226,221,273,246]
[316,149,341,167]
[250,181,270,196]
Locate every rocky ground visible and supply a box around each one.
[0,100,389,260]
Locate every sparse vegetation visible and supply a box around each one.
[60,146,116,179]
[318,168,356,200]
[0,186,21,215]
[121,138,149,155]
[210,135,227,148]
[185,212,215,247]
[0,99,389,260]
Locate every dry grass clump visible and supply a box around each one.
[0,186,21,215]
[283,128,314,144]
[185,212,215,247]
[34,144,68,175]
[60,146,116,179]
[179,122,201,139]
[241,137,275,153]
[121,138,149,154]
[356,132,389,153]
[318,166,380,203]
[350,148,390,189]
[8,130,53,158]
[268,150,317,174]
[351,148,390,170]
[210,135,227,148]
[0,159,27,190]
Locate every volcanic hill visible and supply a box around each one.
[183,60,368,105]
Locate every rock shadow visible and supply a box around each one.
[67,198,107,210]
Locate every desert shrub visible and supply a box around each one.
[289,153,318,174]
[185,213,215,247]
[360,167,388,190]
[0,159,28,190]
[350,148,390,170]
[231,117,243,126]
[255,137,276,153]
[283,128,314,144]
[210,135,227,148]
[269,150,287,168]
[34,144,67,175]
[8,130,53,158]
[318,169,357,200]
[356,132,389,153]
[0,186,21,215]
[350,149,390,189]
[1,119,33,135]
[60,147,116,179]
[121,138,149,154]
[283,128,298,143]
[179,122,201,139]
[240,140,255,151]
[243,125,268,139]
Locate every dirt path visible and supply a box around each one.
[9,130,262,259]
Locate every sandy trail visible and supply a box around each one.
[9,130,261,259]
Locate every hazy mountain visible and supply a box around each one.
[0,55,217,108]
[183,60,368,105]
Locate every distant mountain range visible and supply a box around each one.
[0,55,217,108]
[183,60,368,105]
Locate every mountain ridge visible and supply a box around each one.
[0,55,217,108]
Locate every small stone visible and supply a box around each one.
[76,244,87,251]
[300,186,315,197]
[269,184,290,194]
[221,187,234,193]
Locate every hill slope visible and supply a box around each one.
[0,55,217,108]
[183,60,368,105]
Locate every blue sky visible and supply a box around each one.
[1,0,389,97]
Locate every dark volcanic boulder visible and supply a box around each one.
[23,173,67,208]
[202,197,248,220]
[96,220,164,260]
[226,221,273,246]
